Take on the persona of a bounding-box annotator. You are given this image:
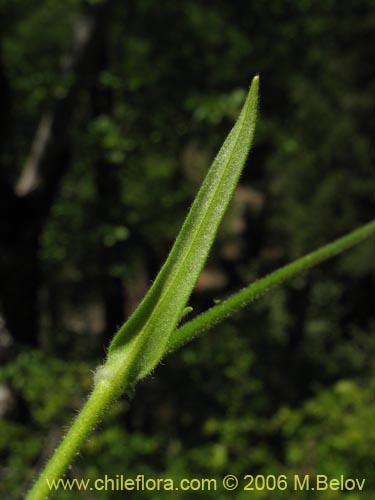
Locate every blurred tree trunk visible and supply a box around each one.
[90,11,126,345]
[0,0,113,347]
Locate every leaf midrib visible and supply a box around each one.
[111,87,254,376]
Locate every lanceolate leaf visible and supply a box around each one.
[106,76,259,382]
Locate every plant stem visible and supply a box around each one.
[169,220,375,351]
[26,357,128,500]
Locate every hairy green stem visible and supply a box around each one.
[26,354,129,500]
[169,220,375,352]
[27,387,109,500]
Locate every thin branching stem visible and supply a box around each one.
[169,220,375,352]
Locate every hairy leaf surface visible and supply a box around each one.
[106,76,259,382]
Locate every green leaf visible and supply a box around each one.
[106,75,259,382]
[180,306,194,320]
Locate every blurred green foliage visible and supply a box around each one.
[0,0,374,498]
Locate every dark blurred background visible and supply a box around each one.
[0,1,374,498]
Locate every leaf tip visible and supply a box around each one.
[251,74,260,89]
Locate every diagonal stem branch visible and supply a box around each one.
[168,220,375,352]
